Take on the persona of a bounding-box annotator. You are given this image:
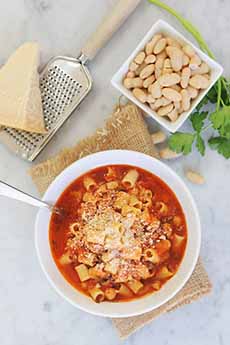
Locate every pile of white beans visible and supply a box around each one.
[123,33,211,122]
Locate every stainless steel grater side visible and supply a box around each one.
[0,0,141,161]
[0,55,92,161]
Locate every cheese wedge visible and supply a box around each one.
[0,42,46,133]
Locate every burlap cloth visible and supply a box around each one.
[29,103,212,339]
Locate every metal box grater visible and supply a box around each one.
[0,56,92,161]
[0,0,141,162]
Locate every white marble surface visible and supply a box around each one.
[0,0,229,344]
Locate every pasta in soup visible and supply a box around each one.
[50,165,187,303]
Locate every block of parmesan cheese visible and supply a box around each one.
[0,42,46,133]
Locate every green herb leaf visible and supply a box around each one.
[207,85,218,104]
[209,136,230,158]
[191,111,208,132]
[210,106,230,139]
[220,78,230,106]
[196,134,205,156]
[169,133,195,155]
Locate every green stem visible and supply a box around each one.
[216,78,222,110]
[200,123,212,133]
[221,77,229,103]
[220,98,225,107]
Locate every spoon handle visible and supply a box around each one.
[0,180,51,210]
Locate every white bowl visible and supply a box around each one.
[111,19,223,132]
[35,150,201,318]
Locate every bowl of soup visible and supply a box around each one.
[35,150,201,317]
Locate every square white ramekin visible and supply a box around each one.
[111,19,223,132]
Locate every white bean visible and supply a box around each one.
[146,94,156,103]
[181,67,191,89]
[158,73,181,87]
[134,51,146,65]
[123,77,143,89]
[129,61,139,72]
[191,62,210,75]
[187,86,199,99]
[145,34,162,55]
[185,170,205,184]
[181,89,190,111]
[166,46,183,72]
[171,84,182,92]
[167,37,181,48]
[135,62,147,76]
[133,88,147,103]
[157,97,171,107]
[157,103,174,116]
[167,108,178,122]
[164,58,172,69]
[183,44,195,58]
[162,88,182,102]
[154,38,167,54]
[189,75,210,89]
[149,81,162,99]
[140,64,155,79]
[126,71,135,78]
[143,75,155,88]
[145,54,156,64]
[155,55,165,79]
[182,54,190,66]
[189,54,202,69]
[160,147,182,159]
[151,131,167,144]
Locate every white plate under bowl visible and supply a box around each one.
[35,150,201,318]
[111,19,223,133]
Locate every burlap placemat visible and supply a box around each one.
[29,103,212,339]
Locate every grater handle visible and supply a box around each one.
[0,180,53,211]
[81,0,142,61]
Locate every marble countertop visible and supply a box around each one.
[0,1,229,344]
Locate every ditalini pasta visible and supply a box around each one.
[122,169,139,188]
[83,176,96,191]
[89,286,105,303]
[50,165,187,303]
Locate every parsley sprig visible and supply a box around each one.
[148,0,230,159]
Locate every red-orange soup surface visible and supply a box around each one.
[50,165,187,303]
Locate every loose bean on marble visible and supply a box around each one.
[151,131,167,144]
[185,170,205,185]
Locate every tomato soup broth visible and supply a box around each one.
[50,165,187,303]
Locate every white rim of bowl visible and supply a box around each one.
[35,150,201,317]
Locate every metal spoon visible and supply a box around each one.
[0,180,61,215]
